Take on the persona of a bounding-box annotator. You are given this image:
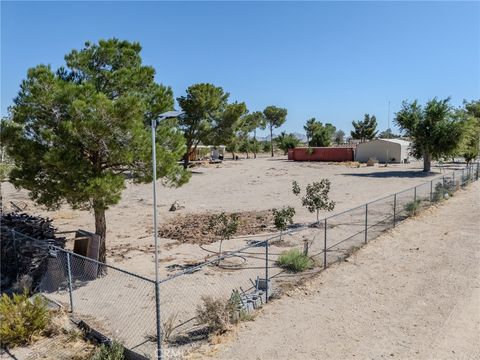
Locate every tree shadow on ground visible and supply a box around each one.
[341,170,438,178]
[266,157,289,162]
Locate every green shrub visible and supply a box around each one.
[0,163,14,182]
[91,341,124,360]
[277,249,314,272]
[272,206,296,232]
[404,199,421,216]
[0,292,50,348]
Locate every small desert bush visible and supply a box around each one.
[277,249,314,272]
[162,312,178,343]
[0,163,14,182]
[0,292,50,348]
[238,310,255,322]
[432,181,455,202]
[91,341,124,360]
[404,199,421,216]
[196,296,237,333]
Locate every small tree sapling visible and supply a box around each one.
[272,206,296,241]
[209,213,239,258]
[292,180,335,223]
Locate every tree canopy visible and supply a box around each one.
[264,106,287,157]
[395,97,464,172]
[378,128,401,139]
[334,130,345,145]
[292,180,335,222]
[274,132,301,155]
[351,114,378,142]
[3,39,189,264]
[177,83,229,167]
[304,118,336,147]
[211,102,248,159]
[241,111,266,158]
[458,100,480,163]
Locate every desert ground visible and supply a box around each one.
[2,156,454,278]
[202,181,480,360]
[3,156,474,358]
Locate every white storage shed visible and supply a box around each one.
[355,139,410,163]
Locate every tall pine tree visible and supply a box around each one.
[3,39,189,265]
[351,114,378,142]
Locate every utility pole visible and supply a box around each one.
[387,100,391,131]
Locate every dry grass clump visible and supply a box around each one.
[91,341,125,360]
[404,199,422,216]
[196,296,237,334]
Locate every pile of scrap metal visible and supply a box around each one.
[0,212,66,292]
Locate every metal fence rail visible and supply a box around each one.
[6,162,479,359]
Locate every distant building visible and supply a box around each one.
[355,139,411,163]
[189,145,226,161]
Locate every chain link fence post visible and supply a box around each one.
[430,180,433,202]
[155,281,162,360]
[265,239,269,303]
[364,203,368,244]
[413,186,417,215]
[393,193,397,227]
[323,218,327,269]
[66,252,74,313]
[443,175,445,194]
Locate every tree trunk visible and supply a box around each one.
[253,130,257,159]
[423,151,431,172]
[94,207,107,269]
[183,152,190,169]
[270,126,274,157]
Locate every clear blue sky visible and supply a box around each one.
[2,1,479,135]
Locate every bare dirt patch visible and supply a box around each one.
[158,210,275,245]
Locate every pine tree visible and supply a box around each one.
[3,39,189,265]
[351,114,378,142]
[264,106,288,157]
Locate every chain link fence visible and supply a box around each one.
[6,162,479,359]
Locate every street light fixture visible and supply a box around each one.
[151,110,184,359]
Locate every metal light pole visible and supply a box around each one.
[151,110,184,360]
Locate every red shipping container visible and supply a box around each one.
[290,147,354,162]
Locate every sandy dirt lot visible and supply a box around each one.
[2,157,452,278]
[2,159,477,358]
[202,181,480,360]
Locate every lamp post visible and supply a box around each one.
[151,110,184,359]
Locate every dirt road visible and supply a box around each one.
[206,182,480,360]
